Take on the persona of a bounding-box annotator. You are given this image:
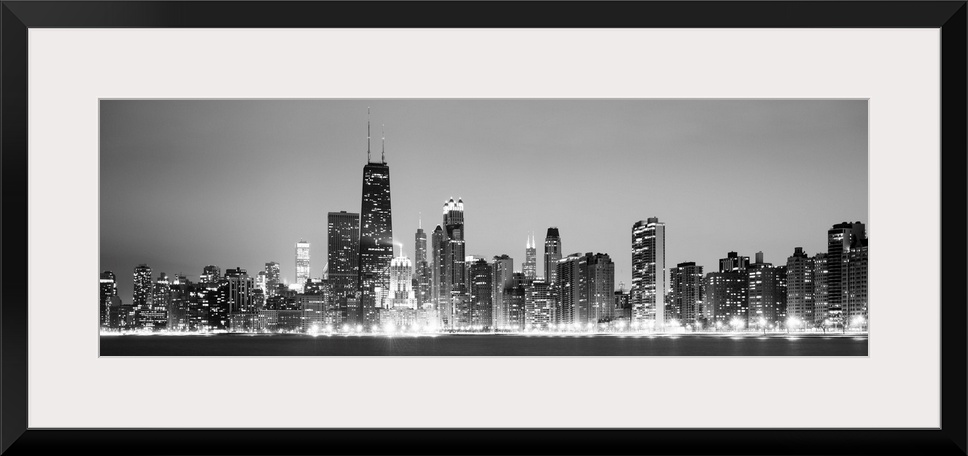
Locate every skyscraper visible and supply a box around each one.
[491,254,514,328]
[812,252,830,325]
[358,112,393,326]
[328,211,360,301]
[468,258,493,329]
[785,247,815,325]
[133,264,152,310]
[264,262,280,296]
[414,222,432,307]
[431,224,446,318]
[523,233,537,281]
[557,252,615,327]
[201,265,220,284]
[440,198,466,329]
[543,227,561,285]
[295,240,311,290]
[669,262,703,325]
[631,217,666,328]
[389,250,416,310]
[100,271,117,328]
[827,222,867,324]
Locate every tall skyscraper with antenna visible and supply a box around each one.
[358,109,393,324]
[524,233,537,281]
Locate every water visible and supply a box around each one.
[100,333,867,356]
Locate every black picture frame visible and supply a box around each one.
[2,1,965,455]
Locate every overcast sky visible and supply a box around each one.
[100,99,867,301]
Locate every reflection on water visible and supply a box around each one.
[100,333,868,357]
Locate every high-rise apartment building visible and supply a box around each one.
[669,262,703,325]
[785,247,815,324]
[468,258,493,329]
[439,198,466,329]
[414,224,432,307]
[631,217,666,328]
[746,252,787,328]
[100,271,117,328]
[524,233,537,281]
[491,254,514,328]
[827,222,868,323]
[557,252,615,327]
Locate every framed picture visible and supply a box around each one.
[1,1,964,454]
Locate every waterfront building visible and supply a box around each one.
[785,247,815,325]
[468,258,493,329]
[99,271,117,328]
[812,253,830,325]
[669,262,703,326]
[827,222,868,324]
[704,271,748,327]
[543,227,562,285]
[440,198,467,329]
[328,211,360,300]
[431,224,446,320]
[414,223,432,307]
[295,240,311,291]
[390,250,416,310]
[358,115,394,327]
[491,254,514,328]
[524,233,537,281]
[557,252,615,327]
[525,279,554,329]
[506,272,527,330]
[746,252,787,329]
[631,217,666,328]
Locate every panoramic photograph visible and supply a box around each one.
[99,99,868,356]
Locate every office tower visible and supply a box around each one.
[255,271,267,294]
[389,250,416,310]
[99,271,117,328]
[143,272,171,330]
[358,114,393,326]
[468,258,493,329]
[557,252,615,327]
[827,222,868,324]
[439,198,466,328]
[201,265,221,284]
[264,262,281,296]
[295,240,311,290]
[431,224,446,317]
[328,211,360,303]
[746,252,787,328]
[524,233,537,281]
[414,223,432,307]
[491,254,514,328]
[525,279,554,329]
[166,274,190,331]
[132,264,153,328]
[669,262,703,326]
[785,247,815,325]
[631,217,666,328]
[543,227,562,285]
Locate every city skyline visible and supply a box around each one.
[100,99,867,301]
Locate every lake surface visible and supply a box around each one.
[100,333,868,356]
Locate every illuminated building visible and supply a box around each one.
[439,198,466,328]
[390,250,416,310]
[414,223,432,307]
[297,293,327,332]
[132,264,154,328]
[669,262,703,326]
[719,251,750,273]
[328,211,359,299]
[543,227,561,285]
[264,262,281,296]
[468,258,493,329]
[703,252,750,326]
[431,225,446,320]
[295,240,311,291]
[631,217,666,327]
[505,272,527,330]
[746,252,787,328]
[358,113,393,327]
[525,279,554,329]
[99,271,117,328]
[200,265,220,284]
[827,222,868,323]
[557,252,615,326]
[524,233,537,281]
[812,253,830,325]
[785,247,815,324]
[491,254,514,328]
[613,286,631,322]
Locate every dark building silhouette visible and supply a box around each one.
[669,262,703,326]
[328,210,360,323]
[827,222,868,325]
[543,227,561,285]
[468,258,493,329]
[557,252,615,326]
[358,112,393,327]
[785,247,815,325]
[440,198,466,329]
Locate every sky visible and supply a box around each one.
[100,99,868,301]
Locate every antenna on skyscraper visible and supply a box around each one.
[381,124,386,164]
[366,107,371,163]
[419,212,422,229]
